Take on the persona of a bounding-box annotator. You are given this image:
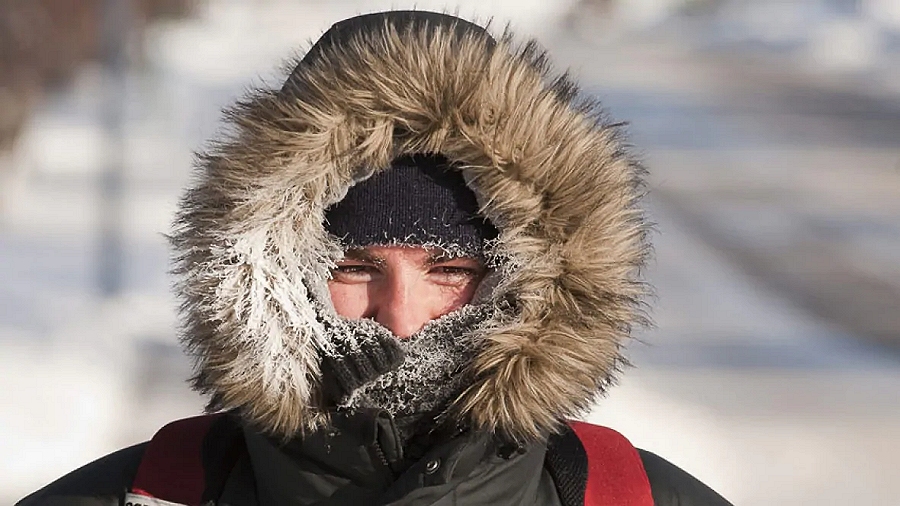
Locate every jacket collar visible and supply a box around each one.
[241,410,544,505]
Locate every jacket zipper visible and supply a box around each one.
[373,439,391,468]
[372,438,396,486]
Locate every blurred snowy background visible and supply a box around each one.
[2,1,899,504]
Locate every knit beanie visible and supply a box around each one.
[324,154,498,255]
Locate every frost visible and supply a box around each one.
[338,304,495,438]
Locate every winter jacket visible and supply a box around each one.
[19,10,732,506]
[19,411,731,505]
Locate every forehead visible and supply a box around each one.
[342,245,481,263]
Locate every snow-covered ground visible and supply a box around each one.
[591,201,900,505]
[3,1,900,504]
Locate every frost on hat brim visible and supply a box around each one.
[323,153,498,257]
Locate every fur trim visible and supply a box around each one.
[172,14,651,442]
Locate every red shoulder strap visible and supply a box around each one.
[128,414,224,506]
[568,421,654,506]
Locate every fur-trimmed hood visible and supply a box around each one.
[172,11,650,443]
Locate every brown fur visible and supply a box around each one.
[171,17,651,442]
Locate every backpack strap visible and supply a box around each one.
[547,421,654,506]
[545,425,590,506]
[126,414,244,506]
[569,421,654,506]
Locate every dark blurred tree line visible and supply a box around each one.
[0,0,197,154]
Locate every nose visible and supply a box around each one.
[373,274,435,338]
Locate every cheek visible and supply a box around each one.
[328,282,369,319]
[437,278,482,314]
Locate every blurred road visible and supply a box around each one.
[2,2,899,505]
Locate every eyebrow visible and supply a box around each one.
[341,248,482,268]
[341,249,386,267]
[426,251,456,266]
[426,251,484,268]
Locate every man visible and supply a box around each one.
[19,10,732,506]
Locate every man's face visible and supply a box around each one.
[328,245,487,338]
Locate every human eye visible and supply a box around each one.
[429,260,485,285]
[330,262,379,282]
[433,266,478,276]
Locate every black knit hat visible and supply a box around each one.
[324,154,498,255]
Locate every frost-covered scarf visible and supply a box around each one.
[336,304,493,440]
